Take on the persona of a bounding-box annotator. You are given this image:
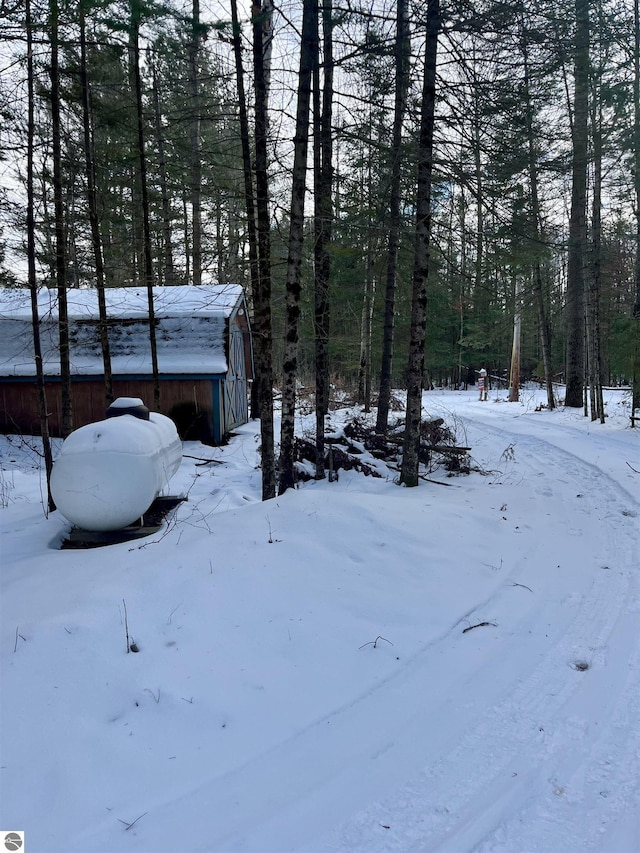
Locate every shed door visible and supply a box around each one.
[224,326,248,432]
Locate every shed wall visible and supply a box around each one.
[0,378,219,443]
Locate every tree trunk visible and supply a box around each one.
[400,0,439,487]
[131,0,160,410]
[150,50,176,288]
[188,0,202,286]
[376,0,410,433]
[521,22,555,410]
[80,1,113,407]
[231,0,260,419]
[358,264,375,412]
[313,0,333,478]
[50,0,72,437]
[588,36,605,423]
[28,0,55,511]
[508,273,521,402]
[278,0,318,495]
[565,0,589,408]
[633,0,640,414]
[252,0,276,500]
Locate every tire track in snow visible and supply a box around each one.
[306,419,639,853]
[72,419,639,853]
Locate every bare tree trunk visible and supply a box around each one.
[131,0,160,410]
[508,273,521,402]
[230,0,260,418]
[278,0,318,494]
[521,22,555,410]
[50,0,72,436]
[376,0,410,432]
[400,0,439,487]
[150,50,175,288]
[565,0,589,408]
[458,170,468,387]
[358,266,375,412]
[472,57,484,323]
[588,60,605,423]
[633,0,640,415]
[182,191,190,283]
[28,0,55,511]
[313,0,333,478]
[188,0,202,286]
[80,0,113,407]
[252,0,276,500]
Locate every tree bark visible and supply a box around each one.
[521,21,555,410]
[150,49,176,288]
[252,0,276,500]
[313,0,333,478]
[400,0,439,487]
[588,61,605,423]
[565,0,589,408]
[80,0,113,407]
[633,0,640,413]
[357,250,375,412]
[230,0,260,418]
[376,0,410,433]
[278,0,318,494]
[131,0,160,410]
[28,0,55,511]
[50,0,72,437]
[188,0,202,286]
[508,273,521,402]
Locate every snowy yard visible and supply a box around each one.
[1,387,639,853]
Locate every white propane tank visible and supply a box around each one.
[51,398,182,531]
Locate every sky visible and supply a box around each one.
[1,385,639,853]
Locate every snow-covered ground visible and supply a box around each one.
[1,387,639,853]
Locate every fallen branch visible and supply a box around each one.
[183,454,224,465]
[118,812,148,831]
[462,621,497,634]
[418,475,455,486]
[427,445,470,454]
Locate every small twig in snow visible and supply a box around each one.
[123,599,131,653]
[463,621,497,633]
[13,626,26,653]
[265,516,281,543]
[359,636,393,649]
[118,812,148,831]
[183,454,224,464]
[511,582,533,592]
[167,601,183,625]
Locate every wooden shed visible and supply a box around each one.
[0,284,253,444]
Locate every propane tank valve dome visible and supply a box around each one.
[106,397,150,421]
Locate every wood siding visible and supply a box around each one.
[0,377,220,443]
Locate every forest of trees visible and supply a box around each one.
[1,0,639,498]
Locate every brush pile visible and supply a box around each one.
[293,413,470,482]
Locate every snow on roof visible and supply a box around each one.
[0,285,247,377]
[0,284,245,321]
